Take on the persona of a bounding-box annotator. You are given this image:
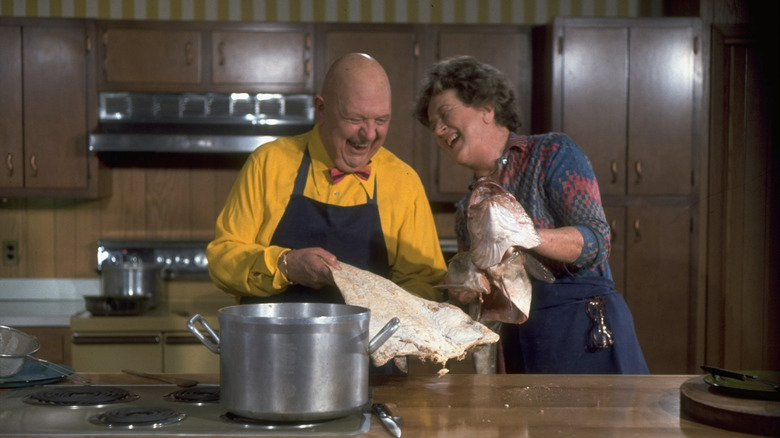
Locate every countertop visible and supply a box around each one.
[1,373,766,437]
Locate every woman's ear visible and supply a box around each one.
[481,105,496,124]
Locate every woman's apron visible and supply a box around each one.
[500,276,650,374]
[240,147,399,373]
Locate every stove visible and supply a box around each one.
[0,385,371,436]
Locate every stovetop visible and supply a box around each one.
[0,384,371,436]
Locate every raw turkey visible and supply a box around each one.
[446,178,555,325]
[330,262,499,375]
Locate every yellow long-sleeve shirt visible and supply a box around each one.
[207,127,447,301]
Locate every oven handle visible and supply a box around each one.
[72,335,161,345]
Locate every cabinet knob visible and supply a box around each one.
[611,160,618,184]
[5,153,12,177]
[610,219,618,244]
[30,154,38,177]
[218,41,225,66]
[634,160,643,184]
[185,42,193,66]
[633,218,642,242]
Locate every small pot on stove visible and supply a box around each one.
[100,260,166,309]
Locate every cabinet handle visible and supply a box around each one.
[218,41,225,66]
[634,160,643,184]
[185,42,193,66]
[633,218,641,243]
[305,33,311,49]
[610,160,618,183]
[610,219,618,244]
[30,154,38,177]
[5,153,12,177]
[305,59,311,76]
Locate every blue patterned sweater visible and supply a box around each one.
[455,132,612,279]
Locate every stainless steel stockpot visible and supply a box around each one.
[188,303,399,421]
[100,261,165,308]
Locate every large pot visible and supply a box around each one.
[187,303,399,421]
[100,261,165,308]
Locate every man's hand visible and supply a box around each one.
[281,248,340,289]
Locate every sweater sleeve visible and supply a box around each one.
[543,133,611,271]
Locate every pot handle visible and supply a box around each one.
[187,314,221,354]
[368,317,400,354]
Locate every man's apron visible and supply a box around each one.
[241,146,390,305]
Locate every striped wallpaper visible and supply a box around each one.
[0,0,662,24]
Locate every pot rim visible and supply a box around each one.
[218,302,371,324]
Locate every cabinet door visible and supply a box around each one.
[625,206,691,373]
[555,19,697,196]
[559,26,628,196]
[23,26,89,190]
[628,26,694,196]
[0,26,23,189]
[102,28,201,85]
[322,29,418,170]
[433,29,532,199]
[211,29,312,91]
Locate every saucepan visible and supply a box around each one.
[188,303,400,421]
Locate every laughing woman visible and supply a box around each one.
[413,56,649,374]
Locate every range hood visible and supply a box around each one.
[90,92,315,154]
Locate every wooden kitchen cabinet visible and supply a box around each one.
[548,17,700,197]
[424,26,533,202]
[98,22,314,93]
[100,27,202,87]
[317,24,419,173]
[211,27,313,92]
[542,18,704,373]
[0,18,106,198]
[316,24,532,203]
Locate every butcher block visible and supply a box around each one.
[0,373,772,437]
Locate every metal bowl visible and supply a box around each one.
[84,295,150,316]
[0,325,41,378]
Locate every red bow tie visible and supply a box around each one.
[329,166,371,183]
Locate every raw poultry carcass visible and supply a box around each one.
[445,178,555,373]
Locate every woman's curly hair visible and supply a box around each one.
[413,56,521,132]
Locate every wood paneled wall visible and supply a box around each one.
[0,166,238,278]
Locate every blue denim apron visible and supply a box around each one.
[501,276,649,374]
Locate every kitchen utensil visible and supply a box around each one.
[0,325,40,377]
[372,403,403,437]
[188,303,400,421]
[84,295,150,316]
[0,361,71,388]
[101,260,166,308]
[122,369,198,387]
[701,366,780,391]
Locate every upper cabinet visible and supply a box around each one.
[315,24,532,203]
[547,17,702,197]
[317,24,419,175]
[0,18,107,198]
[98,22,314,93]
[101,28,202,86]
[423,26,532,202]
[211,29,312,90]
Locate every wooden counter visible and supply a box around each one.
[5,373,761,437]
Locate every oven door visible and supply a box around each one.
[71,332,163,372]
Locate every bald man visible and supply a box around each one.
[207,53,447,305]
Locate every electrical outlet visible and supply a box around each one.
[3,240,19,266]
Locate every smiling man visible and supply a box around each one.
[207,53,447,305]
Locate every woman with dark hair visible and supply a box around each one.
[414,56,649,374]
